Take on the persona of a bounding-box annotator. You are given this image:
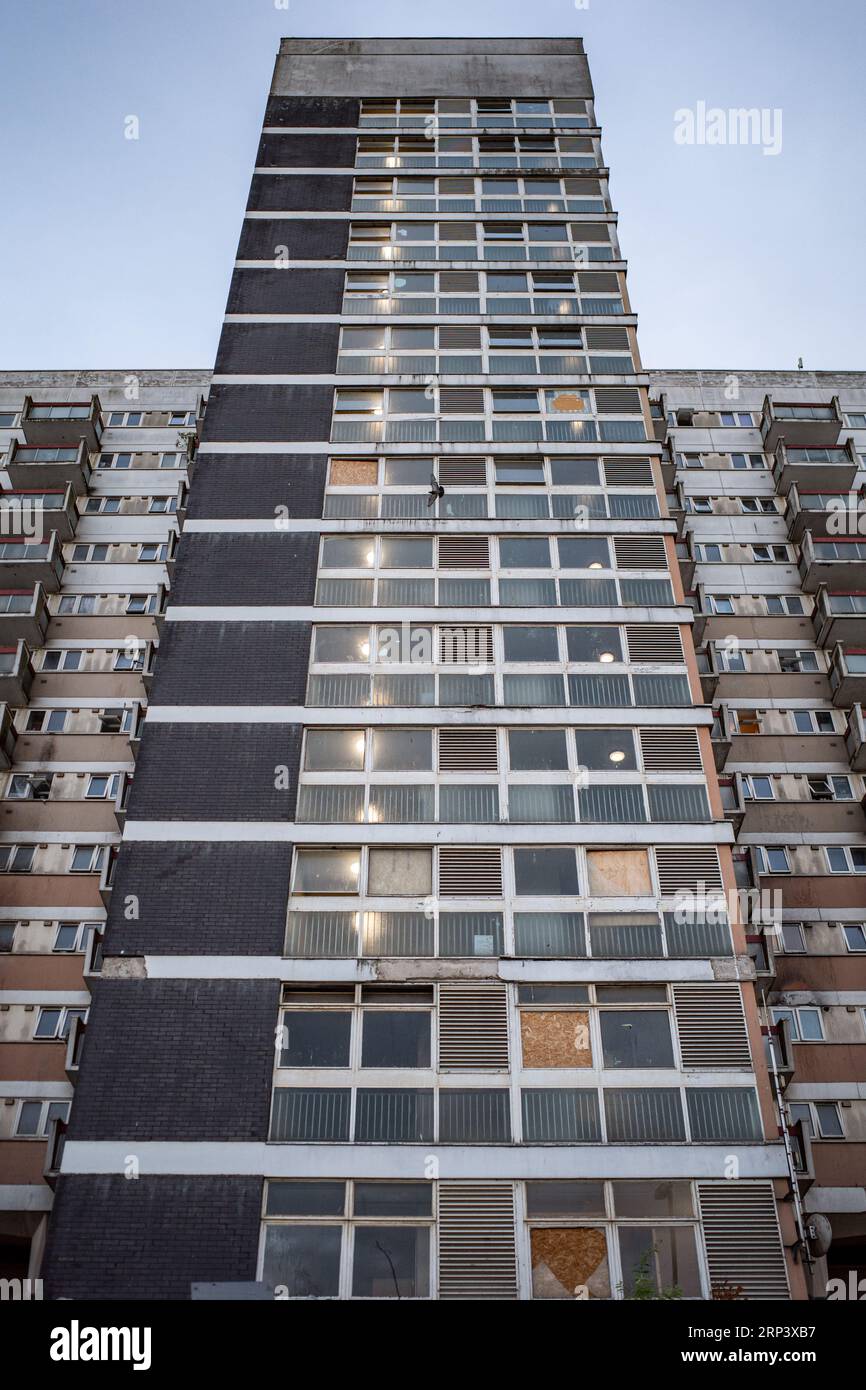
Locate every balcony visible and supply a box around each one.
[1,485,79,542]
[771,437,858,497]
[0,584,50,646]
[761,394,843,454]
[20,395,103,452]
[830,644,866,706]
[738,785,866,837]
[765,1015,795,1090]
[676,537,696,591]
[0,532,65,591]
[5,438,92,495]
[746,925,777,991]
[845,704,866,770]
[784,484,853,542]
[812,586,866,648]
[709,705,732,770]
[0,702,16,768]
[799,532,866,592]
[0,641,34,704]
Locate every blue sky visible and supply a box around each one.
[2,0,863,370]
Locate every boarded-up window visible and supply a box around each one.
[330,458,378,486]
[367,849,431,897]
[586,849,651,896]
[530,1228,610,1299]
[520,1011,591,1068]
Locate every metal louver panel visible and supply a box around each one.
[584,326,630,350]
[697,1184,789,1300]
[438,1183,517,1300]
[626,625,684,662]
[640,728,703,771]
[439,326,482,349]
[614,536,669,570]
[439,272,480,292]
[577,271,619,293]
[440,387,485,414]
[438,625,493,664]
[673,985,752,1067]
[438,222,477,241]
[439,983,509,1068]
[655,846,723,896]
[603,457,653,486]
[437,535,490,568]
[438,846,502,896]
[439,456,486,486]
[594,387,642,415]
[438,727,498,771]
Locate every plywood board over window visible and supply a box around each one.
[531,1228,610,1299]
[330,458,378,485]
[586,848,651,897]
[520,1011,591,1067]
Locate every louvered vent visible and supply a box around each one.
[438,728,499,772]
[639,728,703,771]
[614,537,668,570]
[584,327,630,350]
[578,271,620,294]
[673,985,751,1067]
[440,388,485,415]
[439,983,509,1069]
[626,625,684,662]
[439,846,503,896]
[440,272,480,292]
[438,1183,518,1300]
[438,222,477,241]
[594,387,642,416]
[438,625,493,664]
[439,325,482,350]
[603,458,653,486]
[697,1184,789,1300]
[438,457,486,486]
[570,223,610,242]
[437,535,490,569]
[655,847,723,896]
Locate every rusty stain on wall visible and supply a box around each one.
[520,1010,592,1067]
[531,1228,610,1299]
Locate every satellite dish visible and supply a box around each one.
[808,1214,833,1257]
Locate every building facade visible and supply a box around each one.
[0,370,207,1279]
[27,38,815,1301]
[651,369,866,1296]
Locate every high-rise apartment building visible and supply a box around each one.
[651,369,866,1297]
[24,37,815,1302]
[0,370,207,1280]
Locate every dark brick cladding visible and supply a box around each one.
[256,133,356,167]
[246,174,353,213]
[236,218,349,260]
[103,842,291,956]
[186,455,326,520]
[149,621,311,705]
[128,723,302,820]
[44,1176,263,1300]
[66,978,280,1141]
[200,384,333,442]
[264,95,360,126]
[171,532,318,605]
[214,323,340,375]
[226,268,344,315]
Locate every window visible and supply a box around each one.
[368,849,431,896]
[0,846,35,873]
[765,594,804,615]
[558,538,610,569]
[780,923,806,953]
[262,1180,432,1299]
[758,847,790,874]
[7,774,53,801]
[751,544,790,563]
[600,1010,674,1069]
[293,850,362,895]
[772,1007,824,1042]
[779,650,819,674]
[41,650,81,672]
[709,595,734,615]
[372,729,432,771]
[508,729,569,771]
[314,626,370,663]
[70,846,104,874]
[0,924,15,952]
[34,1006,87,1040]
[54,922,91,953]
[793,710,835,734]
[843,924,866,952]
[808,776,852,802]
[566,626,622,663]
[86,774,120,801]
[503,626,559,662]
[826,847,866,874]
[499,537,549,568]
[514,848,579,895]
[304,730,366,772]
[14,1099,70,1138]
[720,412,753,427]
[789,1101,844,1140]
[741,497,776,514]
[574,729,636,769]
[742,775,773,800]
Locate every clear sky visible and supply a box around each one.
[2,0,863,370]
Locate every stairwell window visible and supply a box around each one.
[771,1007,824,1042]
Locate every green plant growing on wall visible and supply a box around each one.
[619,1247,684,1301]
